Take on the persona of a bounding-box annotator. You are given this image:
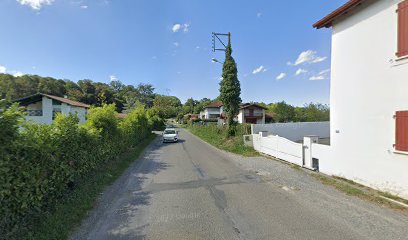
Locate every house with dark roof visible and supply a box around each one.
[15,93,90,124]
[201,101,224,120]
[237,103,268,124]
[201,101,268,124]
[314,0,408,197]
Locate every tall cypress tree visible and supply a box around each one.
[219,39,241,136]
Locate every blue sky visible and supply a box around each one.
[0,0,345,105]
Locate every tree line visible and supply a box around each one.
[177,99,329,123]
[0,73,329,122]
[0,73,182,119]
[259,101,330,122]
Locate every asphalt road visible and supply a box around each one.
[72,129,408,240]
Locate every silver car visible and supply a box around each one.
[162,129,178,143]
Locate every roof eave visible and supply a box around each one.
[313,0,366,29]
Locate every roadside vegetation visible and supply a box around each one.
[311,174,408,214]
[0,102,163,239]
[27,134,156,240]
[187,124,257,157]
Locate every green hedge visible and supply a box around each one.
[0,103,160,239]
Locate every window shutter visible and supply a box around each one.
[395,111,408,152]
[397,0,408,58]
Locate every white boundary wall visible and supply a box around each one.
[253,132,408,199]
[251,122,329,142]
[253,134,303,166]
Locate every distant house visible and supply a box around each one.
[202,101,267,124]
[15,93,90,124]
[184,113,200,120]
[314,0,408,196]
[237,103,267,124]
[202,101,224,119]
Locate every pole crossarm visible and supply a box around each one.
[212,32,231,52]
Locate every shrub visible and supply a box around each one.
[147,108,165,131]
[0,103,155,238]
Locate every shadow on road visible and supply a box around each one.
[74,136,171,240]
[108,137,175,239]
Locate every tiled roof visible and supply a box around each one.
[15,93,90,108]
[205,101,223,108]
[42,94,90,108]
[239,103,268,110]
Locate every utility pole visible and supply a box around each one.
[212,32,231,52]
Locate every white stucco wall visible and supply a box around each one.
[328,0,408,197]
[24,96,87,125]
[237,111,244,123]
[204,107,223,119]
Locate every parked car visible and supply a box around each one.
[162,128,178,143]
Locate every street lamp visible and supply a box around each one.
[211,58,223,64]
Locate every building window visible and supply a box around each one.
[397,0,408,58]
[395,111,408,152]
[52,99,62,105]
[26,109,43,116]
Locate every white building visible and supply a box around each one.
[237,103,267,124]
[202,101,224,119]
[16,93,90,124]
[314,0,408,197]
[202,101,267,124]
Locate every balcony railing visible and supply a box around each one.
[26,109,43,116]
[244,112,263,117]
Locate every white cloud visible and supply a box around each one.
[80,5,88,9]
[13,71,24,77]
[309,68,330,81]
[309,75,325,80]
[16,0,54,10]
[312,56,327,63]
[172,24,181,32]
[173,42,179,47]
[0,65,6,74]
[276,73,286,80]
[257,12,262,18]
[0,65,24,76]
[295,68,308,75]
[110,75,117,81]
[183,23,190,32]
[172,23,190,33]
[318,69,330,75]
[252,65,267,74]
[288,50,327,66]
[196,46,200,49]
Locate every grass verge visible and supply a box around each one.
[311,173,408,214]
[186,124,258,157]
[24,134,157,240]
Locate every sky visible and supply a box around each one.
[0,0,346,106]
